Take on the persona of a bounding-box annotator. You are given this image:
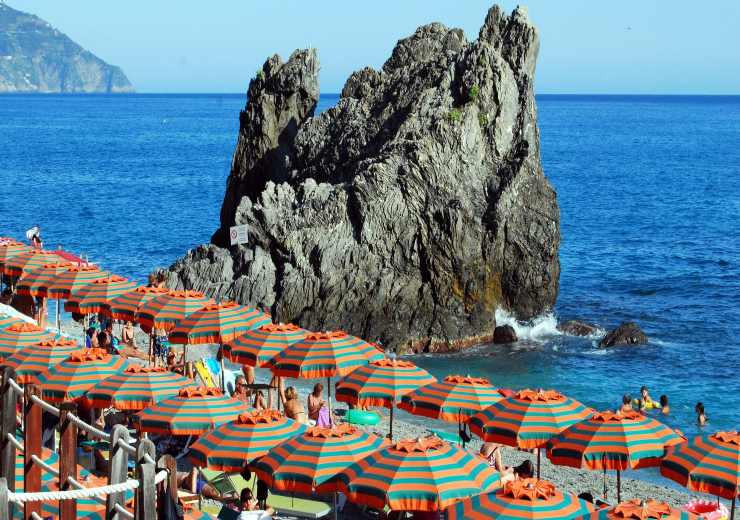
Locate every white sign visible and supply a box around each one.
[229,225,249,246]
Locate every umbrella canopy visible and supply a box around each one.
[0,314,23,330]
[250,423,386,494]
[398,375,501,423]
[0,241,31,268]
[588,499,699,520]
[15,262,73,297]
[446,478,593,520]
[661,431,740,500]
[469,389,593,449]
[4,338,79,383]
[102,285,170,322]
[137,386,249,435]
[64,275,138,315]
[86,365,192,411]
[137,290,213,333]
[3,249,63,277]
[46,265,109,300]
[169,301,271,346]
[548,410,684,471]
[188,408,306,472]
[322,436,500,512]
[336,358,436,409]
[223,322,307,368]
[0,322,55,359]
[270,330,384,379]
[36,349,127,403]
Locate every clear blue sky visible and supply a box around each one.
[9,0,740,94]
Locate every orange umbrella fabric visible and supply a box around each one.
[3,249,62,277]
[0,322,55,358]
[15,262,73,297]
[86,365,192,411]
[169,301,271,345]
[137,290,213,333]
[102,285,169,321]
[47,265,109,300]
[36,349,127,403]
[223,322,307,368]
[4,338,79,383]
[398,375,501,423]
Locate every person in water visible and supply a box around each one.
[696,402,707,426]
[620,394,633,413]
[659,395,670,415]
[640,386,656,409]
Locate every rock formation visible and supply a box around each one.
[163,5,560,352]
[493,325,518,344]
[599,322,648,348]
[0,3,133,93]
[558,320,598,337]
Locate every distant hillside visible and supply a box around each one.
[0,3,133,93]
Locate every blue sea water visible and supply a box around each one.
[1,94,739,448]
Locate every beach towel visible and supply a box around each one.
[316,406,332,427]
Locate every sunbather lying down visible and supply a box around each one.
[177,468,228,503]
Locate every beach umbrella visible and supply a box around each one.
[0,314,23,330]
[223,322,307,367]
[46,265,109,300]
[137,290,214,334]
[321,435,500,513]
[270,330,384,415]
[137,386,249,435]
[35,348,127,403]
[661,431,740,519]
[2,249,63,277]
[250,423,386,494]
[548,410,684,502]
[85,365,192,411]
[15,261,73,297]
[335,358,436,439]
[446,478,593,520]
[64,275,138,315]
[4,337,79,383]
[587,499,700,520]
[169,301,271,346]
[188,408,306,472]
[0,322,55,359]
[0,241,31,269]
[102,285,170,322]
[469,388,593,478]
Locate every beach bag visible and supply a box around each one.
[317,405,332,427]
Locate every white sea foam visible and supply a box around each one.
[494,309,561,343]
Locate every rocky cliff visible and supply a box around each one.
[163,5,560,352]
[0,3,133,93]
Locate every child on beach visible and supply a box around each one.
[696,402,707,426]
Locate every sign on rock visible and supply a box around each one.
[229,225,249,246]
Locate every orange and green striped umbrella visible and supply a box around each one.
[548,410,684,471]
[169,301,271,346]
[36,349,127,403]
[86,365,192,411]
[661,431,740,501]
[188,409,306,471]
[15,262,73,297]
[137,386,249,435]
[270,330,384,379]
[223,322,307,367]
[0,322,55,358]
[0,314,23,330]
[321,436,500,512]
[47,265,109,300]
[137,290,213,333]
[398,375,501,423]
[64,275,138,315]
[588,499,699,520]
[336,358,436,409]
[446,478,593,520]
[4,338,79,383]
[2,249,63,277]
[250,424,386,494]
[0,241,31,268]
[102,285,170,321]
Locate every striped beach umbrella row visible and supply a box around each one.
[189,409,306,471]
[169,301,270,345]
[103,285,169,322]
[47,265,109,300]
[3,338,79,383]
[0,241,31,268]
[3,249,63,277]
[137,290,213,333]
[36,349,127,403]
[323,435,500,512]
[136,386,248,435]
[0,322,55,358]
[250,424,386,495]
[15,262,73,297]
[86,365,192,411]
[64,275,138,315]
[224,322,307,367]
[446,478,592,520]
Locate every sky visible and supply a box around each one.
[8,0,740,94]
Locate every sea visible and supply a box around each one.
[1,94,739,468]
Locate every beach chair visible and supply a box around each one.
[229,473,331,519]
[429,428,461,445]
[194,359,217,387]
[199,468,239,501]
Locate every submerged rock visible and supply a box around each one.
[558,320,598,337]
[163,5,560,351]
[599,322,648,347]
[493,325,518,344]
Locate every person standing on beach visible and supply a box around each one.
[308,383,325,422]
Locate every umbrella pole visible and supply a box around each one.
[56,298,61,333]
[731,496,736,520]
[389,401,394,441]
[333,492,338,520]
[603,467,607,501]
[537,448,541,480]
[616,469,621,503]
[219,344,226,392]
[327,377,333,423]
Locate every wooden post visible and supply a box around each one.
[23,384,41,520]
[0,477,9,520]
[58,402,78,520]
[156,455,178,520]
[135,438,156,520]
[106,424,130,520]
[0,367,17,492]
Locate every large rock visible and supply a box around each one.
[163,5,560,352]
[599,322,648,348]
[558,320,598,337]
[493,325,518,344]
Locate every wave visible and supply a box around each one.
[494,309,561,343]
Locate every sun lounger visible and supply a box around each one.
[194,359,217,387]
[429,428,461,445]
[229,473,331,518]
[200,468,239,500]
